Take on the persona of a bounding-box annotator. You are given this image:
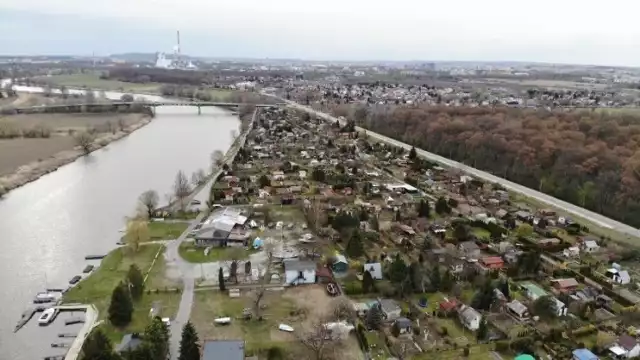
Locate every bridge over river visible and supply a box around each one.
[9,101,283,115]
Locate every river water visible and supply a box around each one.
[0,85,239,360]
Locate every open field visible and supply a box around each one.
[63,244,180,343]
[0,137,75,176]
[191,286,363,359]
[178,242,254,263]
[0,113,144,176]
[39,74,162,93]
[148,221,189,240]
[484,77,610,91]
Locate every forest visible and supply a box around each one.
[337,104,640,227]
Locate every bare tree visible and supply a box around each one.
[117,117,127,131]
[227,247,245,284]
[210,150,224,171]
[173,170,191,210]
[254,239,275,320]
[74,131,95,154]
[139,190,159,218]
[296,315,342,360]
[230,130,238,141]
[330,298,356,323]
[191,169,207,187]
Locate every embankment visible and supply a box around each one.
[0,114,152,195]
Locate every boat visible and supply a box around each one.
[278,324,294,332]
[214,317,231,325]
[33,292,56,304]
[82,265,94,273]
[84,255,105,260]
[38,308,58,325]
[65,317,84,325]
[69,276,82,285]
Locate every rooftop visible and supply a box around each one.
[202,340,245,360]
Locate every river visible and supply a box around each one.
[0,84,239,360]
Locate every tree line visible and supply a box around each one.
[343,104,640,227]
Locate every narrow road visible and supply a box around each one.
[165,212,206,360]
[263,92,640,240]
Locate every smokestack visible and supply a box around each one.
[176,30,181,56]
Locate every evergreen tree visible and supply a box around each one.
[435,196,451,214]
[365,304,384,330]
[145,317,170,360]
[127,264,145,301]
[417,199,431,218]
[499,280,510,300]
[362,270,374,293]
[108,282,133,327]
[369,215,379,232]
[476,319,488,342]
[218,267,225,291]
[441,269,454,292]
[345,230,364,257]
[430,265,442,291]
[178,321,200,360]
[408,146,417,160]
[82,328,116,360]
[389,255,408,284]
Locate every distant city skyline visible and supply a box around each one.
[1,0,640,67]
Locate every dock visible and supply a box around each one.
[14,306,48,333]
[84,255,105,260]
[82,265,94,273]
[44,356,65,360]
[51,343,70,348]
[58,333,77,338]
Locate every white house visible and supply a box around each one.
[458,305,482,331]
[610,335,640,358]
[283,259,316,285]
[582,240,600,253]
[364,263,383,280]
[553,297,568,316]
[607,268,631,285]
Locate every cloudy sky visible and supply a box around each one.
[1,0,639,66]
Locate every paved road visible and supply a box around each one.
[165,212,206,360]
[264,93,640,239]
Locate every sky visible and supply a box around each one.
[1,0,640,67]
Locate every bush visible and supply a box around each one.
[0,119,21,138]
[267,346,284,360]
[22,124,51,138]
[343,281,363,295]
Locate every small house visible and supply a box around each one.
[552,278,580,293]
[607,268,631,285]
[284,259,316,285]
[394,317,412,334]
[563,246,580,258]
[379,299,402,320]
[458,305,482,331]
[364,263,383,280]
[458,241,481,258]
[609,334,640,358]
[480,256,504,270]
[116,334,143,354]
[506,300,529,321]
[202,340,245,360]
[316,266,333,283]
[582,240,600,253]
[521,282,548,301]
[439,299,459,313]
[332,254,348,273]
[572,348,599,360]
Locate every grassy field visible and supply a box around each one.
[63,244,180,343]
[178,242,253,263]
[148,221,189,240]
[41,74,161,93]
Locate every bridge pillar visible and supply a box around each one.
[198,105,201,115]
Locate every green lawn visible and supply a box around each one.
[178,242,254,263]
[40,74,161,93]
[63,244,180,343]
[148,221,189,240]
[472,227,491,240]
[366,330,392,359]
[415,344,496,360]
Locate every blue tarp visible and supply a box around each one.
[253,237,264,249]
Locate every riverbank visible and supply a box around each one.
[0,113,152,195]
[63,244,180,343]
